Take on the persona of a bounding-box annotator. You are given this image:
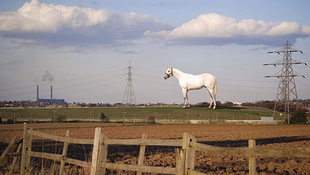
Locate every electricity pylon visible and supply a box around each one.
[264,40,306,124]
[122,61,136,105]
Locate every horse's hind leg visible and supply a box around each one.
[207,88,216,109]
[208,91,213,108]
[186,90,191,108]
[211,94,216,109]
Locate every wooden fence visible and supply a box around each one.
[1,123,309,175]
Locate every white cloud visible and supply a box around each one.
[168,13,238,38]
[57,47,86,54]
[0,0,112,32]
[0,58,24,65]
[0,0,172,46]
[146,13,310,45]
[1,1,309,47]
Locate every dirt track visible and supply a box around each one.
[0,123,309,174]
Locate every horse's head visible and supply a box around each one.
[164,66,173,80]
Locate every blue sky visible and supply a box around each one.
[0,0,310,104]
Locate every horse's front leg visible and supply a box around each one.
[182,88,188,108]
[186,90,190,108]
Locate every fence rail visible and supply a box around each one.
[191,141,310,157]
[0,123,309,175]
[29,129,93,144]
[104,138,182,146]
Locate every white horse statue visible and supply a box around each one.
[164,66,217,109]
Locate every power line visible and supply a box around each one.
[218,89,275,95]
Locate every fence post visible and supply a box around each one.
[90,127,103,175]
[59,130,70,175]
[137,133,147,175]
[182,132,196,173]
[20,123,31,175]
[100,133,108,175]
[175,148,186,175]
[248,139,256,175]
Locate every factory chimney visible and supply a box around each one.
[51,85,53,103]
[37,85,39,101]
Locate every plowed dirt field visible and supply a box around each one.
[1,123,309,174]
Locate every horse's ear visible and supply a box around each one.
[168,66,171,68]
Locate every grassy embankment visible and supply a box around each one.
[0,106,273,124]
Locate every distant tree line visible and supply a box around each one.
[243,99,310,112]
[242,100,276,110]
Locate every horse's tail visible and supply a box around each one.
[213,77,217,98]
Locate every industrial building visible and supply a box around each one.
[37,85,66,104]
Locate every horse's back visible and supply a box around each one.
[201,73,216,81]
[200,73,216,86]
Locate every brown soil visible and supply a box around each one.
[0,123,309,174]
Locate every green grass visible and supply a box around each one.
[0,106,273,123]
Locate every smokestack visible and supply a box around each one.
[37,85,39,101]
[51,85,53,103]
